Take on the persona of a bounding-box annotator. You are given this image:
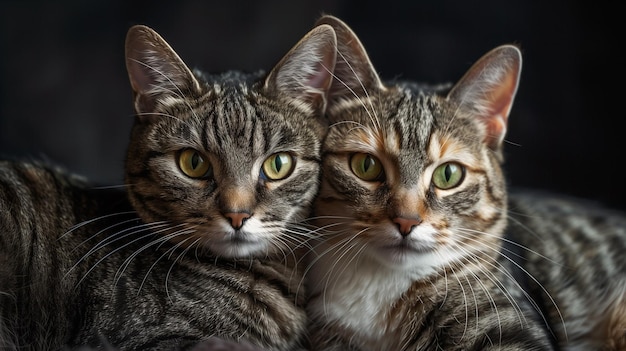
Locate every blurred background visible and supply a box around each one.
[1,1,623,209]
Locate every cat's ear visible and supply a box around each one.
[447,45,522,150]
[264,24,337,113]
[125,25,202,115]
[314,15,386,100]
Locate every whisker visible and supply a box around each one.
[60,211,137,240]
[70,222,187,287]
[165,237,201,302]
[113,223,194,285]
[65,221,167,279]
[137,228,197,297]
[114,233,171,286]
[455,229,566,339]
[335,48,382,132]
[453,245,523,345]
[312,228,369,315]
[89,184,129,190]
[72,219,167,257]
[458,226,561,266]
[443,252,473,341]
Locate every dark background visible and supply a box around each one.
[1,1,623,210]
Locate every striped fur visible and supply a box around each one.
[305,16,555,350]
[506,191,626,350]
[307,15,626,351]
[0,24,336,350]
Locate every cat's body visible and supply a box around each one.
[0,161,303,350]
[306,81,553,351]
[0,23,337,350]
[305,15,626,350]
[506,190,626,350]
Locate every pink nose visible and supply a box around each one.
[392,216,422,236]
[224,212,251,230]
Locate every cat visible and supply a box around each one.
[305,15,626,350]
[0,23,337,350]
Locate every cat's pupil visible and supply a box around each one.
[349,153,383,181]
[261,153,295,181]
[363,156,375,172]
[191,153,203,170]
[274,155,286,172]
[444,164,453,182]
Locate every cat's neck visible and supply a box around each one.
[307,244,418,321]
[308,246,446,350]
[308,232,468,293]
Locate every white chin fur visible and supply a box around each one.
[208,238,268,258]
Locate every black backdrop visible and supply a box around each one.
[1,1,623,210]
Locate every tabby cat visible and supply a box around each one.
[0,23,336,350]
[305,15,626,350]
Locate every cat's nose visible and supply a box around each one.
[392,216,422,237]
[224,212,251,230]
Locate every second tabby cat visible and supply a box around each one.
[0,23,336,350]
[306,15,626,350]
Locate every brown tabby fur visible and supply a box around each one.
[0,23,336,350]
[305,15,626,351]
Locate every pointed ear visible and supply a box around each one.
[264,24,337,113]
[125,25,202,115]
[447,45,522,151]
[314,15,385,101]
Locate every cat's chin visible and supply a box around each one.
[207,239,269,259]
[371,243,435,266]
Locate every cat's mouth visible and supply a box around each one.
[381,239,435,254]
[229,231,253,243]
[371,240,438,267]
[207,231,268,258]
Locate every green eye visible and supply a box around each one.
[350,153,384,181]
[178,149,212,178]
[262,152,295,180]
[432,162,464,189]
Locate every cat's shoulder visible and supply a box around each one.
[0,156,128,211]
[0,156,88,187]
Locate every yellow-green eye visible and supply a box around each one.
[432,162,464,189]
[261,152,295,181]
[178,149,211,178]
[350,153,384,181]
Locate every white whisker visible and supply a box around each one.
[164,237,201,302]
[60,211,137,240]
[137,228,197,296]
[455,228,566,340]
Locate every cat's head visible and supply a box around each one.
[123,24,336,258]
[312,15,521,275]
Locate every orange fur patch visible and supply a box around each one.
[429,132,478,169]
[221,187,255,212]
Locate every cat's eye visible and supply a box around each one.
[350,153,384,181]
[178,149,212,178]
[432,162,465,189]
[261,152,295,181]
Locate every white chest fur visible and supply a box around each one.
[307,251,417,348]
